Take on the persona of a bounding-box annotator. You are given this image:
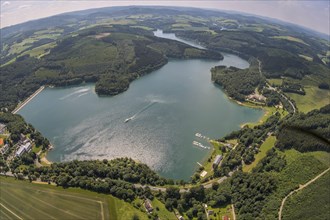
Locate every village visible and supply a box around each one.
[0,122,45,172]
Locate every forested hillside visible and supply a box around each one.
[1,25,221,110]
[211,59,262,101]
[1,6,329,112]
[276,104,330,152]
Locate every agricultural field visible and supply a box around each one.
[270,36,309,45]
[286,86,330,113]
[243,136,276,172]
[0,177,147,220]
[282,171,330,220]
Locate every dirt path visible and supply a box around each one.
[278,167,330,220]
[231,204,236,220]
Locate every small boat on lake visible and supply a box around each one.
[124,117,134,123]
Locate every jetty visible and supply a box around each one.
[192,141,210,150]
[195,132,210,141]
[12,86,45,114]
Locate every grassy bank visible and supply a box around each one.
[243,136,276,172]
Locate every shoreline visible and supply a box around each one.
[12,86,45,114]
[40,151,52,166]
[226,96,268,128]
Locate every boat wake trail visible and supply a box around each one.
[125,101,157,123]
[59,88,90,100]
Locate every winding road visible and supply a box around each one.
[257,60,296,113]
[278,167,330,220]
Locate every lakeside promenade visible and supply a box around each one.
[12,86,45,114]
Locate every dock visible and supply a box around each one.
[195,132,210,141]
[192,141,210,150]
[12,86,45,114]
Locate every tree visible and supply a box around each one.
[132,213,139,220]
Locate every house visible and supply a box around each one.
[247,93,266,102]
[0,123,6,134]
[213,155,223,169]
[15,142,32,157]
[144,199,153,213]
[0,144,9,154]
[200,170,208,178]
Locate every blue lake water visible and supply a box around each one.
[18,31,263,180]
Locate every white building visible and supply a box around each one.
[15,142,32,157]
[213,155,223,169]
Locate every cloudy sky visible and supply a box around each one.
[1,0,329,35]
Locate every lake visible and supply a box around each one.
[18,30,263,180]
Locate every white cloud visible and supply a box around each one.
[18,5,31,9]
[1,1,10,7]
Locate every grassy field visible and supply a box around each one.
[286,86,330,113]
[298,54,313,62]
[0,177,148,220]
[267,78,283,86]
[151,198,177,219]
[243,136,276,172]
[271,36,308,45]
[21,42,57,58]
[281,149,330,167]
[282,171,330,220]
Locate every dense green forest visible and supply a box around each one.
[276,104,330,152]
[0,113,49,149]
[282,171,330,220]
[17,158,169,202]
[211,59,262,101]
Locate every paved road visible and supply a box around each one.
[257,60,296,113]
[134,172,233,193]
[278,167,330,220]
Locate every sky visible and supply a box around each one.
[1,0,329,35]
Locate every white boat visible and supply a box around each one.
[124,117,133,123]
